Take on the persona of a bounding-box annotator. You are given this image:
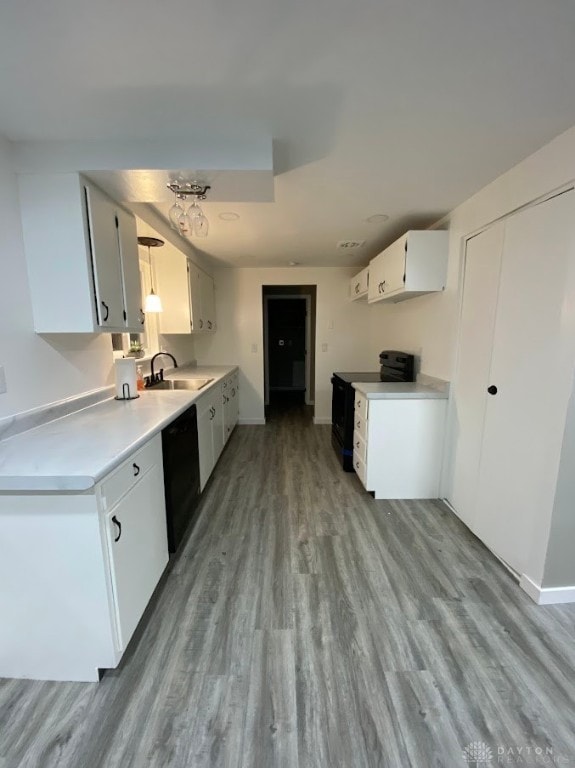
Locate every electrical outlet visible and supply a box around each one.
[251,343,258,353]
[0,366,6,394]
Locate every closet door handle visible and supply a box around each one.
[112,515,122,542]
[199,319,204,329]
[101,301,109,322]
[487,385,498,395]
[139,308,145,325]
[208,320,212,330]
[133,463,140,477]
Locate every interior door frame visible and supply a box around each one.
[263,294,312,406]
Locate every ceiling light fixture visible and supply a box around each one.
[138,236,164,313]
[366,214,390,224]
[218,211,240,222]
[167,182,211,239]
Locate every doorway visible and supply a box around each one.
[263,285,316,417]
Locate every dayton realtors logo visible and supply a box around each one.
[462,741,569,765]
[463,742,494,763]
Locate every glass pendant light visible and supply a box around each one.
[137,236,164,313]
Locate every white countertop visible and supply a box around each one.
[0,366,237,493]
[352,376,449,399]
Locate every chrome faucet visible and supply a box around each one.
[147,352,178,387]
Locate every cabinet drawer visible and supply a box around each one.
[353,451,368,488]
[354,391,368,421]
[101,435,162,510]
[354,411,368,440]
[353,431,367,463]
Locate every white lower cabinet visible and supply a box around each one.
[197,383,224,491]
[104,461,168,651]
[353,392,446,499]
[0,434,168,682]
[223,371,239,444]
[197,372,239,490]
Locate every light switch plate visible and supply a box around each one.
[251,343,258,353]
[322,343,328,353]
[0,366,6,394]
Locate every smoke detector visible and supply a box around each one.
[337,240,366,250]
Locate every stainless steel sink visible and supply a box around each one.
[149,378,214,391]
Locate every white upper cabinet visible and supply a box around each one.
[368,230,448,304]
[349,266,369,300]
[200,269,216,331]
[117,207,145,330]
[18,173,143,333]
[155,248,216,334]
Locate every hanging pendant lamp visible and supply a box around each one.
[138,236,164,313]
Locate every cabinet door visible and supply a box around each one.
[197,397,215,491]
[368,252,386,302]
[212,385,225,462]
[188,266,204,332]
[231,374,239,428]
[200,271,216,331]
[382,236,406,295]
[350,267,369,300]
[156,247,191,334]
[84,184,125,329]
[473,191,575,574]
[105,463,168,651]
[117,207,144,331]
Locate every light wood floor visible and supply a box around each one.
[2,405,575,767]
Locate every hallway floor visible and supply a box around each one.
[2,412,575,767]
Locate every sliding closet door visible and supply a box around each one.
[474,190,575,574]
[449,222,504,528]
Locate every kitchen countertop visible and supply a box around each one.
[352,376,449,399]
[0,365,237,493]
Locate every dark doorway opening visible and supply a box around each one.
[263,286,316,420]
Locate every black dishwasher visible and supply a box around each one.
[161,404,201,553]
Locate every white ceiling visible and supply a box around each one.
[2,0,575,267]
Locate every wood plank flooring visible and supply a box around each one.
[1,404,575,767]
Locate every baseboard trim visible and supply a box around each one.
[519,574,575,605]
[313,417,331,425]
[238,418,266,426]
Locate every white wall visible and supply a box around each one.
[193,267,374,422]
[0,137,116,419]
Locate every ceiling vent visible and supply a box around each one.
[337,240,366,250]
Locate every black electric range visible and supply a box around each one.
[331,352,415,471]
